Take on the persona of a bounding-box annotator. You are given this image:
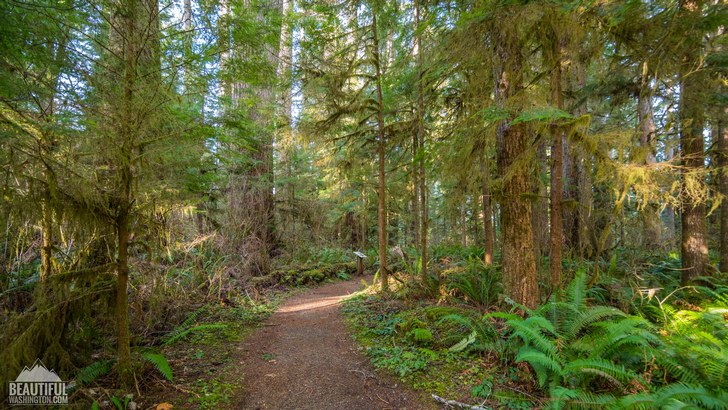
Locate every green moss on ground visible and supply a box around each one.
[342,292,535,408]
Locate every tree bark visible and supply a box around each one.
[679,0,709,284]
[372,11,389,291]
[494,30,538,309]
[572,60,593,258]
[480,151,494,265]
[639,62,661,250]
[549,43,563,289]
[719,113,728,272]
[532,134,548,263]
[415,0,427,277]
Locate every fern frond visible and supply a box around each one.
[566,270,588,310]
[566,306,625,338]
[652,383,727,410]
[562,358,636,388]
[163,323,227,346]
[507,319,558,356]
[516,347,562,387]
[75,359,113,386]
[142,352,173,382]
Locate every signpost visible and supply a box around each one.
[353,251,367,276]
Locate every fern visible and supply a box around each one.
[162,323,227,346]
[408,328,433,344]
[562,358,636,388]
[141,352,173,382]
[75,359,113,386]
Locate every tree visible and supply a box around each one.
[678,0,709,283]
[491,7,539,309]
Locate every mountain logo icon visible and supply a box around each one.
[13,359,62,383]
[8,359,68,406]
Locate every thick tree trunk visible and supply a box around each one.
[494,32,538,309]
[679,0,709,284]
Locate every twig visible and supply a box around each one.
[432,394,490,410]
[376,393,390,405]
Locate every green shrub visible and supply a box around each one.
[446,258,502,309]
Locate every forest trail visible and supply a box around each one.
[232,279,435,410]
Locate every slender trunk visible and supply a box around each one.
[461,201,467,247]
[639,62,661,249]
[277,0,294,233]
[664,140,677,243]
[549,47,563,289]
[372,12,388,291]
[679,0,708,284]
[40,191,53,281]
[494,30,538,309]
[480,151,493,265]
[571,61,593,258]
[412,131,420,250]
[116,0,136,386]
[532,134,548,263]
[415,0,427,277]
[719,113,728,272]
[115,212,132,387]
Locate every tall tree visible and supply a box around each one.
[492,12,538,309]
[678,0,709,283]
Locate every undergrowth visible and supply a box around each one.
[344,250,728,409]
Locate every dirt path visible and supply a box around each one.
[233,279,435,410]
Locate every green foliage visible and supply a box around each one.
[163,323,229,346]
[445,258,502,309]
[484,271,728,409]
[75,359,113,386]
[408,328,434,345]
[141,352,173,382]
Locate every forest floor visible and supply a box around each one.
[231,278,434,410]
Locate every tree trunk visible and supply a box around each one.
[415,0,427,277]
[461,201,467,247]
[572,61,593,258]
[480,151,494,265]
[719,113,728,272]
[494,31,538,309]
[679,0,708,284]
[549,43,563,289]
[40,192,53,281]
[372,12,389,291]
[532,134,548,263]
[115,212,132,387]
[639,62,661,250]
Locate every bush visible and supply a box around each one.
[445,258,502,309]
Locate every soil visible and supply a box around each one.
[232,278,435,410]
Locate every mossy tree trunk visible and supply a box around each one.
[549,41,564,289]
[679,0,709,284]
[494,28,539,309]
[372,10,389,291]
